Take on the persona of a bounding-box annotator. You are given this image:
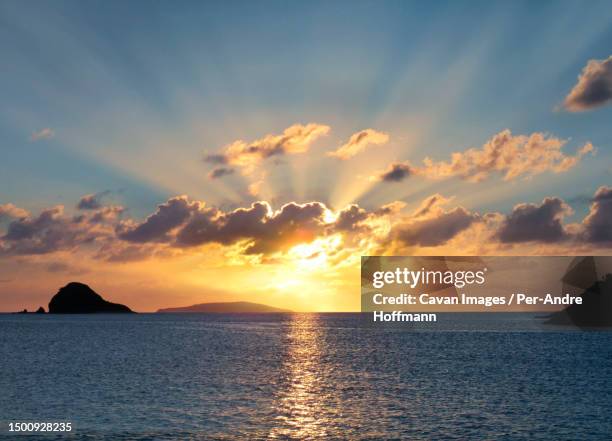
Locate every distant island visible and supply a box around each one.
[157,301,292,313]
[47,282,134,314]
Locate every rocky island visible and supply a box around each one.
[48,282,134,313]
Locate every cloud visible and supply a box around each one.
[393,208,479,247]
[176,201,333,255]
[333,205,370,232]
[374,161,415,182]
[374,201,407,216]
[208,167,235,180]
[118,196,393,257]
[5,188,612,262]
[581,186,612,243]
[373,130,594,183]
[0,203,29,220]
[411,194,452,218]
[204,154,229,164]
[2,195,378,260]
[85,205,124,224]
[205,123,330,175]
[117,196,204,243]
[327,129,389,160]
[495,197,572,243]
[0,206,109,255]
[390,195,480,247]
[30,128,55,141]
[564,55,612,112]
[77,191,111,210]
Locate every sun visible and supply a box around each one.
[287,235,342,271]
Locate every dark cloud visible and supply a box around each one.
[176,202,268,248]
[175,201,331,255]
[77,191,111,210]
[208,167,235,180]
[117,196,203,243]
[333,205,369,232]
[582,186,612,243]
[376,162,414,182]
[496,197,571,243]
[1,206,101,255]
[4,206,64,242]
[204,154,229,164]
[392,207,479,247]
[564,55,612,112]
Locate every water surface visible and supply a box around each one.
[1,313,611,440]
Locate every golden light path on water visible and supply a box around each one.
[268,314,329,439]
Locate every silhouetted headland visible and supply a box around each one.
[48,282,134,314]
[157,301,291,313]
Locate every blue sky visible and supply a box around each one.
[1,0,611,216]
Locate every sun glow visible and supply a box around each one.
[287,235,343,271]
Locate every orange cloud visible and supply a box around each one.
[327,129,389,160]
[0,203,29,220]
[373,130,594,183]
[205,123,330,175]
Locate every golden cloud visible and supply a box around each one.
[327,129,389,160]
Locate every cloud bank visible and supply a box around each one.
[2,187,612,263]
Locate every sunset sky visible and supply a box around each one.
[1,1,612,312]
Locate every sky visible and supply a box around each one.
[1,0,612,312]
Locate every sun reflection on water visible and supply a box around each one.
[268,314,330,439]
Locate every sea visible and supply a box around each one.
[1,313,611,440]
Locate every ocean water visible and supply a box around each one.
[1,313,612,440]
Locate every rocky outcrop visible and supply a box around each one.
[48,282,134,314]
